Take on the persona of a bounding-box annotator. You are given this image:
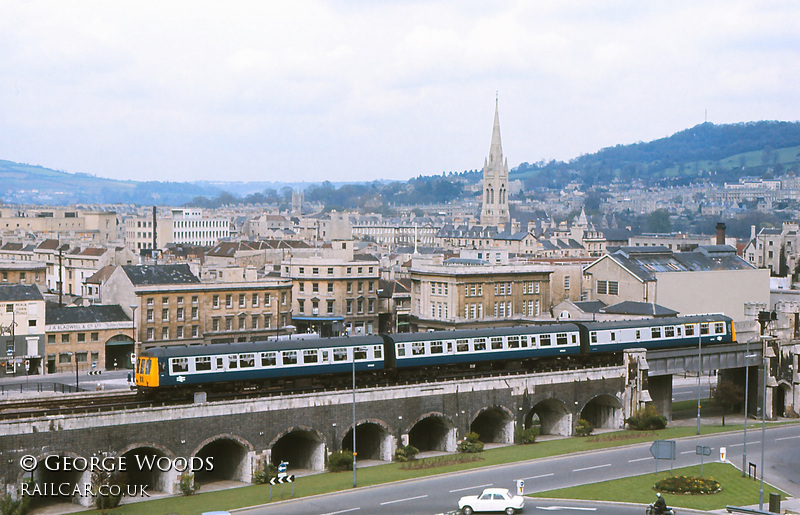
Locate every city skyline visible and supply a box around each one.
[2,1,799,185]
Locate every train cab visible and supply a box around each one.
[135,355,160,388]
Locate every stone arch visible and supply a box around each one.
[341,418,394,462]
[469,405,515,444]
[105,333,134,369]
[775,380,792,418]
[579,393,624,430]
[527,397,571,436]
[117,443,176,494]
[406,411,456,453]
[192,433,253,484]
[21,450,87,508]
[269,425,326,472]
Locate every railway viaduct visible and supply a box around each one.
[1,342,795,508]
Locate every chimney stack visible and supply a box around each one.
[715,222,726,245]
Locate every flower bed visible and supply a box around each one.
[655,475,722,495]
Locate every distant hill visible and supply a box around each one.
[2,120,799,206]
[513,121,800,189]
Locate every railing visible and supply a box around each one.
[0,382,81,395]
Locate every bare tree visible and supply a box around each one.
[711,380,744,426]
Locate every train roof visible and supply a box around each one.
[139,334,386,359]
[389,323,581,343]
[578,314,732,331]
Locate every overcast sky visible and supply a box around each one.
[2,1,799,185]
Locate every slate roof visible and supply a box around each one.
[37,239,60,250]
[573,300,607,313]
[0,284,44,302]
[604,245,753,282]
[493,231,530,241]
[86,265,116,285]
[353,253,379,262]
[601,228,632,242]
[121,264,200,286]
[46,304,130,325]
[600,301,678,317]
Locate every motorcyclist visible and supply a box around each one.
[653,492,667,514]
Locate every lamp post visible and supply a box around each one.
[352,352,357,488]
[68,351,79,392]
[697,328,702,435]
[759,353,767,510]
[742,337,753,477]
[130,304,138,369]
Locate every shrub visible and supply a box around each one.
[91,455,124,509]
[575,419,593,437]
[458,432,484,454]
[626,405,668,430]
[394,444,419,462]
[0,493,29,515]
[179,472,200,496]
[655,475,722,494]
[515,426,539,444]
[253,462,278,484]
[328,451,354,472]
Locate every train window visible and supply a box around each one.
[354,347,368,360]
[430,342,444,354]
[303,350,318,364]
[665,326,675,338]
[282,351,298,365]
[677,326,682,336]
[135,359,141,374]
[446,341,453,353]
[261,352,276,367]
[590,332,597,343]
[520,336,529,347]
[333,348,348,361]
[571,334,577,344]
[228,355,238,369]
[491,337,503,350]
[396,344,406,357]
[215,357,224,370]
[239,354,255,368]
[456,339,469,352]
[714,322,724,334]
[143,359,151,375]
[171,358,188,374]
[651,327,661,339]
[474,338,486,351]
[412,342,425,355]
[685,324,695,336]
[556,333,568,345]
[610,332,616,342]
[195,356,211,371]
[635,330,640,340]
[540,334,551,346]
[700,323,709,335]
[373,345,382,359]
[507,336,520,349]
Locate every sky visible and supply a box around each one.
[2,1,799,185]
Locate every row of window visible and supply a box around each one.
[48,332,100,344]
[299,281,375,294]
[211,293,275,309]
[167,345,383,374]
[54,351,99,364]
[430,282,449,296]
[395,332,577,357]
[296,266,375,276]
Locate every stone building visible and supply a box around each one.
[45,305,133,372]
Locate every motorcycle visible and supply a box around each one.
[646,503,675,515]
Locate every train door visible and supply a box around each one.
[321,349,330,364]
[444,340,455,355]
[213,357,225,372]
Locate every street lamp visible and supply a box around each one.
[130,304,138,369]
[759,353,768,510]
[696,328,702,435]
[352,351,357,488]
[742,337,755,477]
[68,351,78,392]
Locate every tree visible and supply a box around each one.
[711,380,744,426]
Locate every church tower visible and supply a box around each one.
[479,97,511,228]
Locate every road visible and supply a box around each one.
[239,424,800,515]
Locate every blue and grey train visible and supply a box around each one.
[134,314,734,394]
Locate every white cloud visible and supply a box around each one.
[0,0,798,184]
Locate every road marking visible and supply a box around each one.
[537,506,597,511]
[319,508,360,515]
[680,450,695,455]
[522,473,554,480]
[776,435,800,441]
[628,457,651,462]
[450,483,492,493]
[573,464,611,472]
[380,494,428,505]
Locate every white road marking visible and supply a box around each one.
[776,435,800,441]
[450,483,492,493]
[573,464,611,472]
[537,506,597,511]
[628,457,651,462]
[379,494,428,505]
[680,450,695,455]
[319,508,360,515]
[522,473,554,480]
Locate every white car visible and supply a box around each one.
[458,487,525,515]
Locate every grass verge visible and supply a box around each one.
[530,462,788,512]
[75,422,796,514]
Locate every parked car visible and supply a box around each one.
[458,487,525,514]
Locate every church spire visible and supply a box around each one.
[480,95,510,228]
[489,96,503,165]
